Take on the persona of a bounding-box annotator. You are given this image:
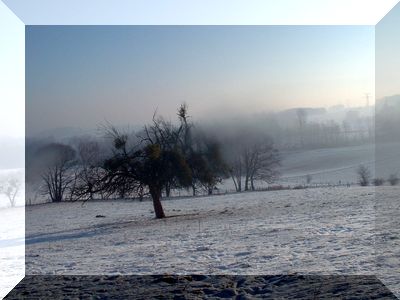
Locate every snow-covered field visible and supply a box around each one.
[197,142,396,192]
[24,186,400,296]
[0,168,24,299]
[0,207,24,299]
[279,142,400,185]
[278,144,374,185]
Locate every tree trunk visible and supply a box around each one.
[149,185,165,219]
[54,192,62,203]
[237,176,242,192]
[118,188,126,199]
[231,175,238,192]
[8,195,16,207]
[88,182,94,200]
[165,183,171,198]
[192,184,196,196]
[208,185,213,195]
[250,177,255,191]
[138,186,144,202]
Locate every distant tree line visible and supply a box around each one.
[356,164,399,187]
[202,108,374,151]
[376,96,400,143]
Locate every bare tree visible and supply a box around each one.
[95,126,143,201]
[72,139,104,200]
[35,143,76,202]
[373,178,384,186]
[231,159,243,192]
[245,139,280,191]
[224,133,280,192]
[222,132,248,192]
[0,177,21,207]
[356,165,371,186]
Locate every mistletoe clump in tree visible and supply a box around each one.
[102,104,226,219]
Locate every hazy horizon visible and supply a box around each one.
[26,25,374,136]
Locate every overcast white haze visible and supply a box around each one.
[26,26,374,136]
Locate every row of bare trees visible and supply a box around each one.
[225,136,280,192]
[356,165,399,186]
[26,105,281,218]
[202,109,374,153]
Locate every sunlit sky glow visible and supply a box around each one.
[26,26,374,135]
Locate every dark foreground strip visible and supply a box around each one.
[5,275,397,299]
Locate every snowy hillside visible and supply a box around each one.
[277,142,400,186]
[278,144,374,185]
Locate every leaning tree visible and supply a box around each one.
[102,105,197,218]
[101,105,227,218]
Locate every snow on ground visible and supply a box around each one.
[375,187,400,298]
[0,168,25,299]
[24,186,399,298]
[198,142,397,192]
[0,206,25,299]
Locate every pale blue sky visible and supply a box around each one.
[26,26,374,134]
